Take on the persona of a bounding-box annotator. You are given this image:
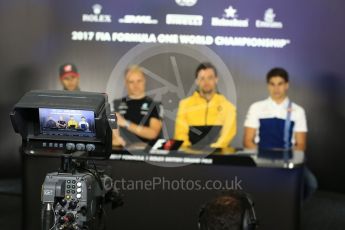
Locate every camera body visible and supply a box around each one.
[42,170,114,230]
[11,90,121,230]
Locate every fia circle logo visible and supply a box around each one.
[175,0,198,7]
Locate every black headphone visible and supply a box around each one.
[198,192,258,230]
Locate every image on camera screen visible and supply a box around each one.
[39,108,96,137]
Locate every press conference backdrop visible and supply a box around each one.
[0,0,344,192]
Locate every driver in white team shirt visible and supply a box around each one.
[243,67,317,200]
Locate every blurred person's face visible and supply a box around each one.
[267,76,289,101]
[196,68,218,95]
[60,75,80,91]
[125,71,146,98]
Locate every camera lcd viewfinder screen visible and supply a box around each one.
[39,108,96,137]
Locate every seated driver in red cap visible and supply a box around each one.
[59,63,80,91]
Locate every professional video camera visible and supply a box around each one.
[11,90,122,230]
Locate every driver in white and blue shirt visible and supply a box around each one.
[244,97,307,150]
[243,67,317,199]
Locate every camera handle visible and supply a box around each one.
[60,151,88,173]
